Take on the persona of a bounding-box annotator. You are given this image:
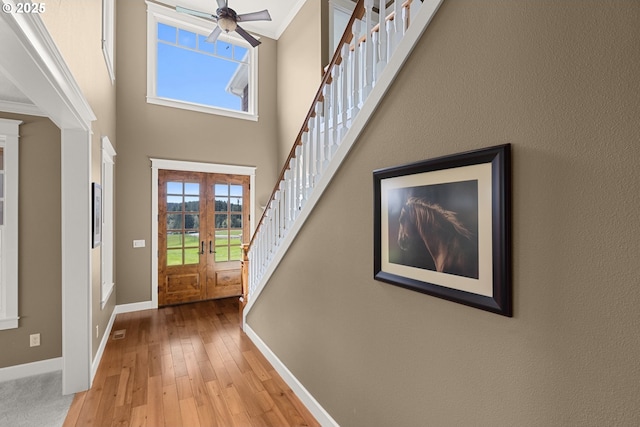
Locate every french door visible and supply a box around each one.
[158,170,250,306]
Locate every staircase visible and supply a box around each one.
[242,0,444,321]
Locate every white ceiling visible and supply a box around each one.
[158,0,309,40]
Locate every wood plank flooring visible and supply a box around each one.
[63,298,319,427]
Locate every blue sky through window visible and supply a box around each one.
[156,23,250,112]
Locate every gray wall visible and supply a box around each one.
[115,0,280,304]
[276,0,325,167]
[0,115,62,368]
[247,1,640,426]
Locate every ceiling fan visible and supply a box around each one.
[176,0,271,48]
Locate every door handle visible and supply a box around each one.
[209,240,216,254]
[200,241,205,255]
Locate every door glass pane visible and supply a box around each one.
[0,201,3,226]
[215,196,227,212]
[230,229,242,244]
[215,184,228,196]
[215,213,228,228]
[230,214,242,229]
[184,214,199,231]
[229,245,241,261]
[167,231,182,248]
[167,214,182,230]
[0,148,4,168]
[185,182,199,195]
[184,247,199,264]
[167,181,182,194]
[230,196,242,212]
[167,249,182,266]
[230,185,242,197]
[184,196,199,211]
[184,232,199,247]
[215,230,229,245]
[167,195,182,211]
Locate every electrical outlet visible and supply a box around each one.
[30,333,40,347]
[96,325,99,338]
[133,239,146,248]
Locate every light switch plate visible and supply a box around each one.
[133,239,146,248]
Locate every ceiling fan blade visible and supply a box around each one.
[235,25,261,47]
[237,9,272,22]
[176,6,217,21]
[206,26,223,43]
[216,0,227,9]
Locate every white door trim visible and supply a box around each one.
[150,159,256,308]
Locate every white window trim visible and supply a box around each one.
[145,1,259,121]
[102,0,116,84]
[150,158,256,308]
[100,136,116,309]
[0,119,21,330]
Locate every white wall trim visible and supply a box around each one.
[0,357,63,383]
[115,301,157,315]
[244,324,340,427]
[244,0,444,321]
[150,158,256,309]
[0,119,21,331]
[0,100,45,117]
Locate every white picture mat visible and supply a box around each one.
[380,162,494,297]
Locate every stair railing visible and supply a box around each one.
[242,0,416,313]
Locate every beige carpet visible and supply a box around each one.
[0,371,73,427]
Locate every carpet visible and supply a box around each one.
[0,371,73,427]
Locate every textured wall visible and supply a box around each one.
[276,0,324,168]
[0,114,61,368]
[41,0,117,359]
[115,0,280,304]
[247,1,640,426]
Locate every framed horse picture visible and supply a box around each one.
[373,144,512,316]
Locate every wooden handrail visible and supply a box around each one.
[248,0,366,249]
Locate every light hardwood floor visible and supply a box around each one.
[63,298,319,427]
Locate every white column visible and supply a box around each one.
[61,128,92,394]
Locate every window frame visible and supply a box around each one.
[100,136,116,309]
[0,119,21,330]
[146,1,259,121]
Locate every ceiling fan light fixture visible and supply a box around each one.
[218,16,237,33]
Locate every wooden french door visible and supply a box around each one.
[158,170,250,306]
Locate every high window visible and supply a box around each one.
[0,119,20,330]
[146,2,258,121]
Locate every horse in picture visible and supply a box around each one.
[397,197,479,279]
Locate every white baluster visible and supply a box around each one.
[328,70,339,158]
[363,0,374,98]
[350,19,361,117]
[302,129,312,199]
[377,0,387,77]
[340,43,349,136]
[313,99,326,176]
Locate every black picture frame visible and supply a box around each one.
[92,182,102,248]
[373,144,512,316]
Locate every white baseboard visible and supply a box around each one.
[0,357,63,383]
[115,300,156,314]
[243,324,339,427]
